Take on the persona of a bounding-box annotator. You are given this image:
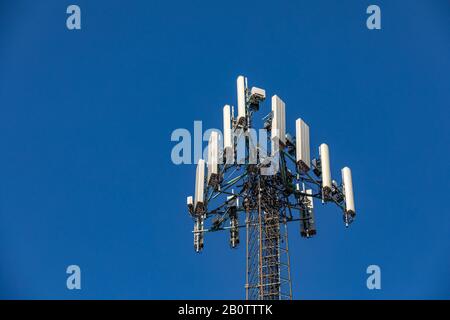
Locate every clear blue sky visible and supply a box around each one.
[0,0,449,299]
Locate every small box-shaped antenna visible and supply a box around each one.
[194,159,205,213]
[271,95,286,153]
[187,196,194,214]
[223,105,234,163]
[295,118,310,172]
[250,87,266,100]
[236,75,246,127]
[207,132,220,187]
[249,87,266,110]
[226,195,239,208]
[341,167,355,217]
[319,143,332,197]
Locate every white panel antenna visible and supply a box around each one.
[236,75,247,127]
[295,118,310,172]
[223,105,234,163]
[271,95,286,154]
[194,159,205,213]
[319,143,332,197]
[207,131,220,187]
[341,167,355,217]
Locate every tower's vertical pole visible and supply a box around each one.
[283,220,293,300]
[245,208,249,300]
[258,178,264,300]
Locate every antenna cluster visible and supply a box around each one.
[186,75,356,299]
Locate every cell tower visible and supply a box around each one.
[187,75,356,300]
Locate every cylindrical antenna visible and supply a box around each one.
[295,118,311,172]
[207,132,220,187]
[341,167,355,217]
[194,159,205,213]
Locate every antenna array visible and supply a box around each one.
[187,75,356,299]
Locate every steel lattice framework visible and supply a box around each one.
[187,75,356,300]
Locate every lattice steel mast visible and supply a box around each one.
[187,75,356,300]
